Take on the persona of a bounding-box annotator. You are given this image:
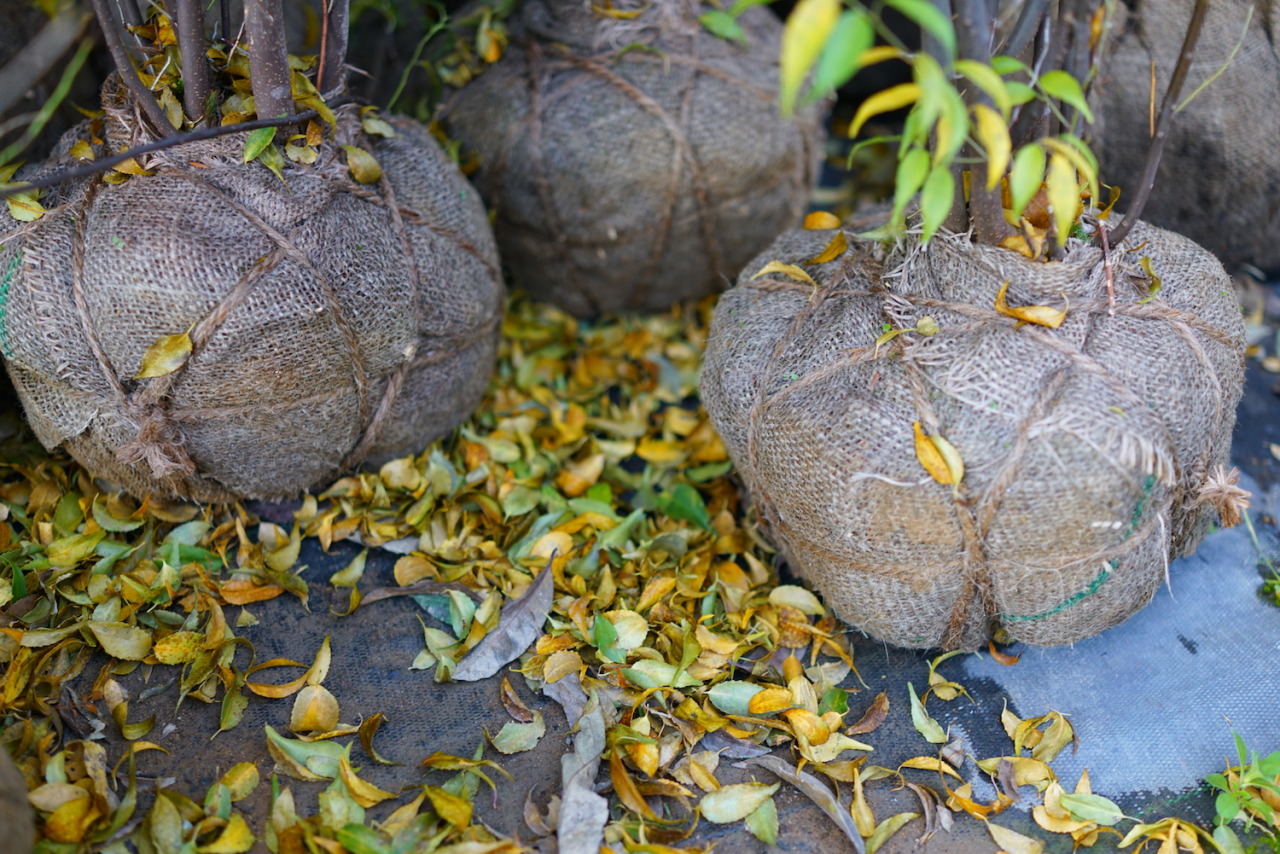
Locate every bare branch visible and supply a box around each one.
[0,109,319,201]
[0,6,92,118]
[172,0,211,123]
[1106,0,1210,246]
[89,0,177,138]
[955,0,1013,244]
[319,0,350,99]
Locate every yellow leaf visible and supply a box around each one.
[43,793,97,843]
[152,630,203,664]
[6,191,45,223]
[768,585,825,616]
[289,684,340,733]
[134,329,193,379]
[590,0,648,18]
[636,439,687,464]
[803,211,842,229]
[779,0,840,115]
[850,82,922,138]
[972,104,1011,190]
[196,812,255,853]
[219,764,260,801]
[803,231,848,265]
[342,145,382,184]
[976,755,1056,789]
[913,422,962,486]
[985,820,1045,854]
[749,259,816,286]
[898,756,963,781]
[852,771,876,837]
[112,157,154,176]
[747,687,796,716]
[423,784,473,827]
[701,782,780,823]
[994,281,1067,329]
[87,621,153,660]
[866,812,920,854]
[1045,151,1080,243]
[338,757,397,808]
[782,707,832,745]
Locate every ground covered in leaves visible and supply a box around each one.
[0,295,1277,854]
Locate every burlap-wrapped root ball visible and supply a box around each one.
[440,0,826,316]
[701,221,1246,649]
[1097,0,1280,271]
[0,87,503,502]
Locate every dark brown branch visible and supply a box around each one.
[0,7,92,118]
[955,0,1013,244]
[319,0,350,99]
[1000,0,1047,58]
[89,0,177,137]
[172,0,211,123]
[1106,0,1210,246]
[243,0,294,121]
[0,110,318,201]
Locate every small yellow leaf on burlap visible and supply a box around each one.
[750,260,816,286]
[342,145,382,184]
[804,211,842,230]
[804,231,849,265]
[913,422,963,486]
[995,281,1067,329]
[135,330,193,379]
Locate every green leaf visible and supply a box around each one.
[866,812,920,854]
[918,164,954,244]
[810,9,874,98]
[707,680,765,716]
[1005,80,1037,106]
[745,796,779,845]
[659,483,710,530]
[335,825,389,854]
[342,145,382,184]
[1008,143,1046,221]
[243,126,276,163]
[907,682,946,743]
[1212,825,1246,854]
[1037,69,1094,123]
[892,146,930,219]
[700,782,780,823]
[1216,791,1241,822]
[490,710,546,754]
[592,613,625,663]
[700,10,745,42]
[885,0,955,63]
[1059,792,1126,826]
[954,59,1012,118]
[779,0,841,116]
[990,55,1029,75]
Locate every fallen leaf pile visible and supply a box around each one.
[0,294,1255,853]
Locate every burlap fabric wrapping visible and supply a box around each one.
[1096,0,1280,271]
[701,221,1245,649]
[439,0,825,316]
[0,83,503,503]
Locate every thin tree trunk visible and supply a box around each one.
[955,0,1013,244]
[243,0,294,121]
[172,0,210,123]
[319,0,349,99]
[1107,0,1210,246]
[90,0,177,137]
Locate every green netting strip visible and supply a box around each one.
[999,474,1157,623]
[0,253,17,359]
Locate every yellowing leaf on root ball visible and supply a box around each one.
[750,259,817,286]
[700,782,780,823]
[804,211,842,230]
[134,329,193,379]
[803,231,848,265]
[994,281,1067,329]
[342,145,382,184]
[912,422,963,486]
[290,684,341,733]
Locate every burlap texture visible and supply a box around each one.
[0,84,503,503]
[701,221,1245,650]
[1096,0,1280,271]
[439,0,826,317]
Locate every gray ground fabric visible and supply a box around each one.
[701,220,1246,651]
[440,0,826,316]
[0,83,503,503]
